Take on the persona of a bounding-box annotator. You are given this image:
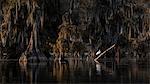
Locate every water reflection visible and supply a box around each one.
[96,63,101,75]
[0,58,150,83]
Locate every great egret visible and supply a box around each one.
[96,49,101,56]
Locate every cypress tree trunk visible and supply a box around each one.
[0,0,149,62]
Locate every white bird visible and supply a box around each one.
[96,49,101,56]
[120,27,123,35]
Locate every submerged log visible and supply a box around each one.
[94,44,116,62]
[0,0,149,62]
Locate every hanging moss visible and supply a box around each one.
[0,0,149,61]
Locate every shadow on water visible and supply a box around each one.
[0,57,150,84]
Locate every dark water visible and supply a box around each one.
[0,58,150,84]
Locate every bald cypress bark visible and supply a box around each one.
[0,0,149,61]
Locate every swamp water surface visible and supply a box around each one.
[0,57,150,84]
